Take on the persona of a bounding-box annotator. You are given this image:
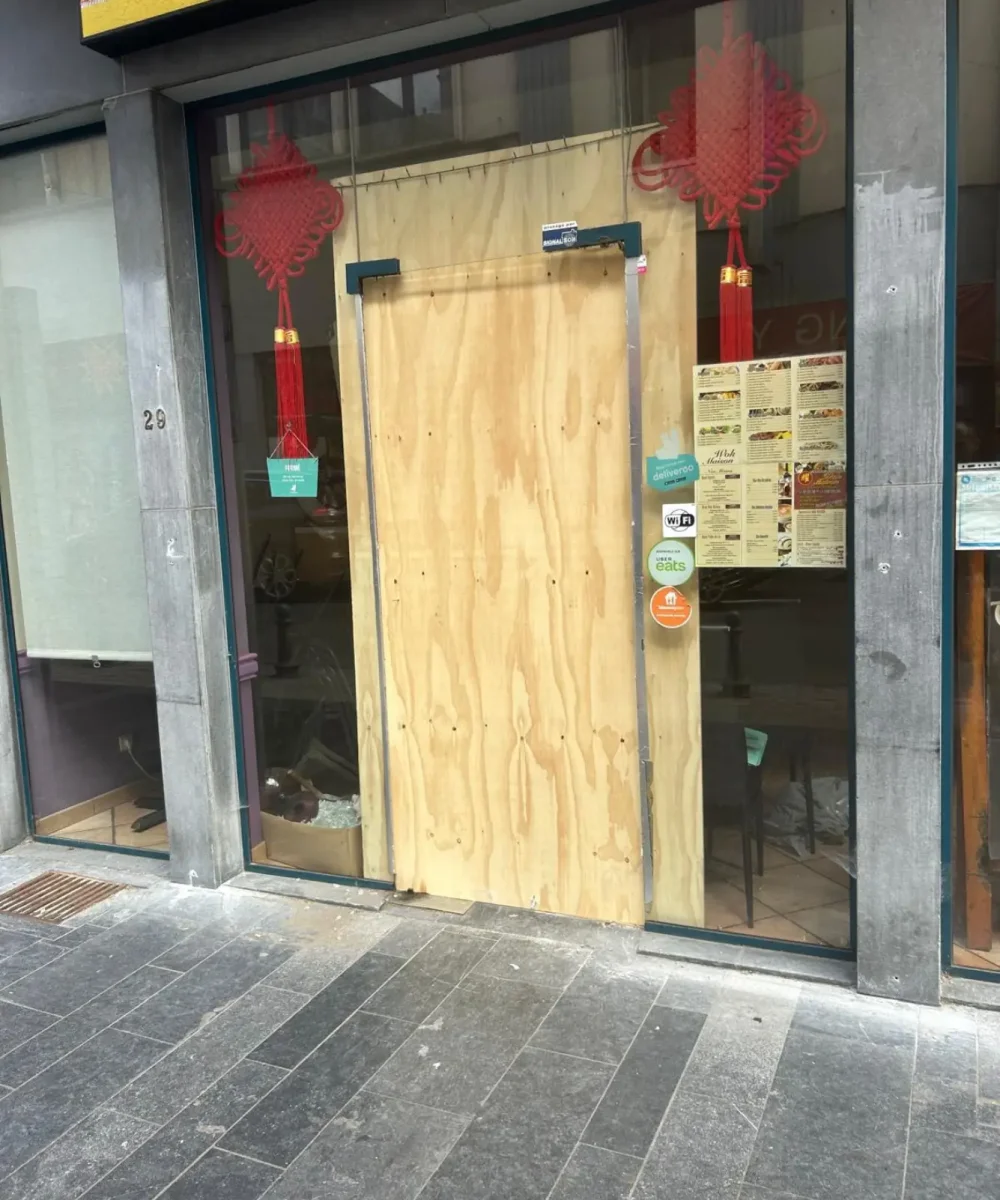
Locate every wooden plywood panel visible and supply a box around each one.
[332,134,631,896]
[350,132,626,268]
[363,252,643,923]
[332,130,700,921]
[629,131,704,926]
[331,191,390,881]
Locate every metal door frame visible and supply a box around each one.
[346,223,654,906]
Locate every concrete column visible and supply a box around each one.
[105,89,243,889]
[853,0,947,1003]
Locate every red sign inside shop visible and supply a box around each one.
[698,283,994,367]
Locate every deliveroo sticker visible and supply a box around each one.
[647,539,695,586]
[646,430,699,492]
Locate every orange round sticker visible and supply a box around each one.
[650,585,692,629]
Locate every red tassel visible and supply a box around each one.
[719,266,739,362]
[719,221,754,363]
[735,267,754,361]
[274,285,309,458]
[274,326,290,452]
[283,328,308,457]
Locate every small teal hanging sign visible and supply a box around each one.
[267,456,318,498]
[646,431,699,492]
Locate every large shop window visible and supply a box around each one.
[199,0,851,948]
[951,0,1000,973]
[0,135,165,851]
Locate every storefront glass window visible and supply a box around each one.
[0,134,164,851]
[626,0,851,948]
[198,0,852,945]
[950,0,1000,972]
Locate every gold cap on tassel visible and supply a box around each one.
[736,268,752,287]
[274,327,286,344]
[720,266,738,285]
[285,329,300,346]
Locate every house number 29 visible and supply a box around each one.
[143,408,167,430]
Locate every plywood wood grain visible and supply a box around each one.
[363,252,643,922]
[351,132,626,269]
[332,130,701,923]
[629,131,704,926]
[331,192,390,881]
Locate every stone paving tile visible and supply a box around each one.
[373,919,440,959]
[116,933,297,1043]
[79,1059,285,1200]
[366,974,559,1116]
[0,943,67,991]
[0,1002,57,1060]
[0,965,180,1088]
[362,929,497,1024]
[744,1021,913,1200]
[467,935,589,989]
[1,914,190,1014]
[0,1107,157,1200]
[583,1006,705,1158]
[249,950,406,1068]
[258,945,359,997]
[261,1090,466,1200]
[0,852,993,1200]
[222,1011,413,1167]
[0,1029,165,1177]
[419,1047,611,1200]
[530,957,661,1064]
[157,1149,280,1200]
[0,930,45,960]
[548,1144,641,1200]
[903,1127,1000,1200]
[110,983,306,1124]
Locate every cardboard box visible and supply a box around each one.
[261,810,363,878]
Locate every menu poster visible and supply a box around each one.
[693,354,847,568]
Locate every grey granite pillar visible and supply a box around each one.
[105,89,243,888]
[853,0,947,1003]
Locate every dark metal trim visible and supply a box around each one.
[346,259,402,296]
[644,918,856,962]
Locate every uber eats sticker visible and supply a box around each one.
[647,539,695,587]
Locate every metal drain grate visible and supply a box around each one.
[0,871,128,923]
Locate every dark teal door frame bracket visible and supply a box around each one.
[346,258,401,295]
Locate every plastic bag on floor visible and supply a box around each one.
[765,776,849,858]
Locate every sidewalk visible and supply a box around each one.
[0,843,993,1200]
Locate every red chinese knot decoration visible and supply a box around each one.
[215,105,345,457]
[631,2,826,362]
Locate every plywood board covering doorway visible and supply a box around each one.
[332,129,701,927]
[363,253,642,923]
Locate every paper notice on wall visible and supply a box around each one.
[956,464,1000,549]
[697,465,744,566]
[793,463,847,567]
[693,353,846,568]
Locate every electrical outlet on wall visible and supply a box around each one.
[118,734,132,754]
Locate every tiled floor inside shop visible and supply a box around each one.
[705,827,851,947]
[0,842,993,1200]
[45,800,169,853]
